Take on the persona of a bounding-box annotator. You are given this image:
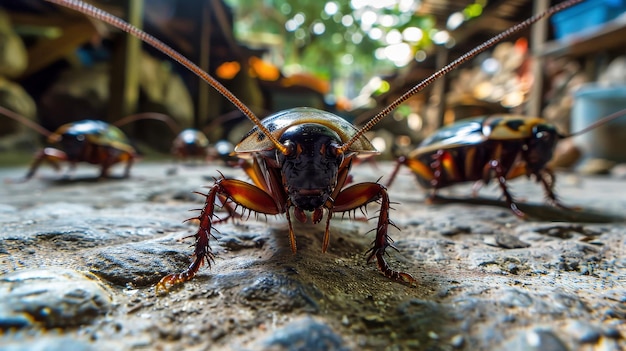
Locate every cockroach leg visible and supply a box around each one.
[334,182,416,285]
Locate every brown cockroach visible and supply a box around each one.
[0,106,178,181]
[45,0,584,290]
[386,110,626,218]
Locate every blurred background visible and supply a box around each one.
[0,0,625,172]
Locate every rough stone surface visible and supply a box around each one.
[0,162,624,350]
[0,268,112,328]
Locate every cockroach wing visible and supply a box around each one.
[235,107,378,156]
[482,115,548,140]
[54,120,135,154]
[411,117,488,156]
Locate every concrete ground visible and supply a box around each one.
[0,160,624,351]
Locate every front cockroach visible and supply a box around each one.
[386,110,626,218]
[0,107,179,181]
[47,0,585,291]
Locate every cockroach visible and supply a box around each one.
[171,129,210,161]
[47,0,585,291]
[210,140,237,164]
[110,112,210,163]
[386,110,626,218]
[166,128,211,176]
[0,106,178,181]
[169,110,250,163]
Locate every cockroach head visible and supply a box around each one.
[277,123,343,211]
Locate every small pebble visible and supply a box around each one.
[341,315,350,326]
[0,268,112,328]
[260,317,348,351]
[564,320,600,343]
[450,334,464,348]
[495,233,531,249]
[504,329,570,351]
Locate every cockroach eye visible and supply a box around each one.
[326,144,341,158]
[282,140,296,156]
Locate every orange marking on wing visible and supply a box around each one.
[440,151,461,180]
[404,158,435,182]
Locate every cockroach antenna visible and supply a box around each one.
[43,0,588,290]
[44,0,289,155]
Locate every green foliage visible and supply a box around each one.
[225,0,436,88]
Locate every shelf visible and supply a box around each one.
[538,15,626,57]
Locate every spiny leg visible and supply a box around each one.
[426,150,450,204]
[489,159,525,218]
[285,205,298,254]
[30,148,65,178]
[156,178,280,293]
[389,155,441,203]
[156,184,219,293]
[385,156,406,188]
[536,168,572,210]
[98,150,133,179]
[121,153,134,178]
[212,192,243,224]
[471,180,484,198]
[334,182,416,285]
[98,160,113,179]
[430,150,445,189]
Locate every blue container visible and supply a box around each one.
[571,85,626,163]
[551,0,626,39]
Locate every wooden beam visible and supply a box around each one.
[108,0,143,123]
[527,0,549,117]
[538,20,626,57]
